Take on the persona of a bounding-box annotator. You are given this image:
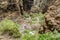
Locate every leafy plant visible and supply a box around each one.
[20,30,60,40]
[23,13,30,19]
[0,19,21,37]
[30,13,44,24]
[20,30,36,40]
[23,13,44,25]
[38,32,60,40]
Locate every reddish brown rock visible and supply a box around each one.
[39,0,60,33]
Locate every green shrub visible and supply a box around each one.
[38,32,60,40]
[20,30,60,40]
[23,13,30,19]
[23,13,44,25]
[20,33,36,40]
[30,13,44,25]
[20,30,36,40]
[0,19,21,37]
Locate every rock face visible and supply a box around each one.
[31,0,55,13]
[0,0,60,33]
[0,0,21,12]
[39,0,60,33]
[0,0,55,13]
[0,0,8,9]
[31,0,52,13]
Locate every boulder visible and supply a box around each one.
[39,0,60,33]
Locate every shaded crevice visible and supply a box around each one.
[7,0,18,11]
[23,0,34,11]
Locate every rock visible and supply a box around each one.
[39,0,60,33]
[0,0,8,9]
[31,0,55,13]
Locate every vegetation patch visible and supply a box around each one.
[20,30,60,40]
[20,30,36,40]
[0,19,21,37]
[23,13,44,25]
[30,13,44,25]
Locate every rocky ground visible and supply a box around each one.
[0,12,42,40]
[0,0,60,40]
[39,0,60,33]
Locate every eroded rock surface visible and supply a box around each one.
[39,0,60,33]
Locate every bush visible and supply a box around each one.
[0,19,21,37]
